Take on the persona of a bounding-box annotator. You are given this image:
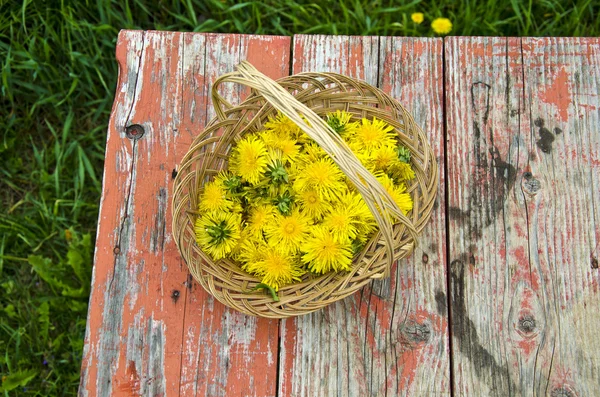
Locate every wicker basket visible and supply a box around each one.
[172,62,437,318]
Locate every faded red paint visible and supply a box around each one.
[539,67,572,122]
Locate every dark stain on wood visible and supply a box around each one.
[591,254,598,269]
[171,168,178,179]
[434,290,447,316]
[422,253,429,264]
[450,259,515,394]
[534,117,555,153]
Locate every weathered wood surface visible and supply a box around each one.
[82,32,600,397]
[278,35,450,397]
[79,30,290,396]
[446,37,600,396]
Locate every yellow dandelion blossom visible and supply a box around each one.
[327,110,359,136]
[264,113,302,139]
[195,211,241,260]
[298,188,328,220]
[293,158,346,201]
[388,160,416,182]
[260,130,300,163]
[370,145,399,171]
[375,172,414,215]
[337,191,377,240]
[246,204,276,239]
[243,248,305,291]
[411,12,424,24]
[265,209,311,253]
[238,237,268,265]
[302,226,353,274]
[230,136,269,185]
[322,206,359,241]
[431,17,452,35]
[295,142,327,167]
[198,181,232,213]
[348,118,397,151]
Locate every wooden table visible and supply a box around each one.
[79,31,600,396]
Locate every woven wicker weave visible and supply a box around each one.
[172,62,437,318]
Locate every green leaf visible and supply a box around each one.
[4,304,17,318]
[246,283,280,302]
[38,301,50,342]
[0,369,38,392]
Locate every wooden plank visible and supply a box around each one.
[279,34,450,397]
[445,36,600,395]
[79,30,291,396]
[178,33,290,397]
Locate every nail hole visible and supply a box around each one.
[171,289,180,303]
[422,253,429,264]
[125,124,145,140]
[113,246,121,255]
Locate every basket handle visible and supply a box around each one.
[211,61,418,276]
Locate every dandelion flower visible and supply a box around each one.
[348,118,396,151]
[322,206,359,241]
[264,113,302,139]
[411,12,424,24]
[215,171,244,197]
[431,17,452,35]
[260,130,300,163]
[238,237,268,265]
[389,161,416,182]
[195,211,241,260]
[298,188,327,219]
[243,248,305,291]
[338,191,377,239]
[302,226,353,274]
[246,204,276,239]
[370,145,399,171]
[327,110,358,136]
[293,158,346,201]
[376,172,413,215]
[199,181,232,213]
[265,209,311,253]
[230,136,269,185]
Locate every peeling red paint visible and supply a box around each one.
[539,67,572,122]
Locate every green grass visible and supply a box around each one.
[1,0,599,394]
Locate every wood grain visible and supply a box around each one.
[446,36,600,396]
[279,34,450,397]
[79,30,291,397]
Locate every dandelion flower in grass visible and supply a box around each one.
[298,188,327,220]
[195,211,241,260]
[199,181,233,213]
[348,118,397,151]
[246,204,276,240]
[411,12,424,24]
[431,17,453,35]
[265,209,311,253]
[302,226,353,274]
[375,172,413,216]
[293,158,345,201]
[230,136,269,185]
[243,248,305,291]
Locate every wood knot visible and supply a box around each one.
[522,173,541,195]
[422,253,429,264]
[171,289,180,303]
[591,254,598,269]
[550,386,577,397]
[402,320,432,344]
[125,124,145,140]
[518,315,536,333]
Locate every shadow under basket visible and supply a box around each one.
[172,61,438,318]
